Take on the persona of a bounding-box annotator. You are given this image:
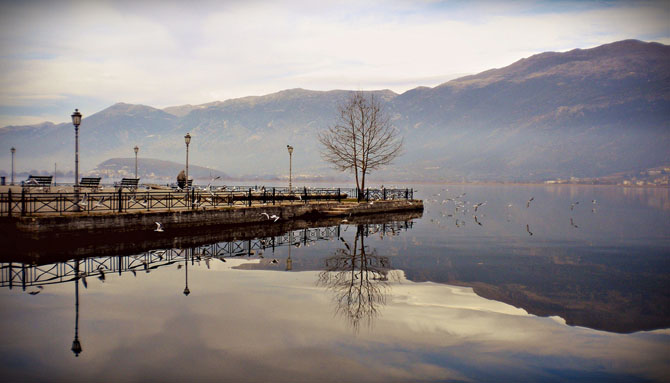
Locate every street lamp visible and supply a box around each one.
[287,145,293,192]
[183,248,190,296]
[184,133,191,190]
[134,146,139,179]
[71,109,82,188]
[10,147,15,185]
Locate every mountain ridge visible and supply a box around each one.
[2,39,668,182]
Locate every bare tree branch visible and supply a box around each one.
[318,92,403,192]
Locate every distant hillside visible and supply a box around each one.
[93,158,229,182]
[2,39,668,182]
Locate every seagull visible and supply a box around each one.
[474,215,482,226]
[93,196,106,208]
[270,259,279,264]
[473,202,486,212]
[29,289,41,295]
[270,214,280,222]
[261,212,270,220]
[98,268,106,282]
[570,201,580,211]
[154,222,164,232]
[570,218,579,228]
[526,197,534,208]
[526,224,533,236]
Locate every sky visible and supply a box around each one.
[0,0,668,127]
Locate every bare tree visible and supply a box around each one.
[318,92,403,195]
[317,225,392,332]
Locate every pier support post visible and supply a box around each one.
[303,187,307,204]
[7,189,12,217]
[272,188,275,205]
[248,188,252,207]
[118,188,123,212]
[383,188,386,200]
[337,188,341,203]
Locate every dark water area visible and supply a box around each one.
[1,184,669,382]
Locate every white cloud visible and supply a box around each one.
[0,0,668,126]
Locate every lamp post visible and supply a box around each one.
[183,248,190,296]
[71,260,83,357]
[184,133,191,191]
[10,147,15,185]
[287,145,293,193]
[134,146,139,179]
[71,109,82,188]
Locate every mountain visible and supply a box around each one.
[2,39,668,182]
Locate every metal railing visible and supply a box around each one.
[1,220,415,289]
[0,187,414,216]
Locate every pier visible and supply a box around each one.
[0,185,422,235]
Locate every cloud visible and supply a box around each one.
[0,0,668,126]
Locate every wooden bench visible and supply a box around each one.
[80,177,101,190]
[24,175,52,191]
[116,178,140,191]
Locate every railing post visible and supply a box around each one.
[405,188,409,200]
[272,188,276,206]
[383,188,386,201]
[366,188,369,202]
[410,188,413,200]
[7,189,12,217]
[248,188,252,207]
[263,189,266,204]
[303,187,307,204]
[21,188,26,216]
[118,188,123,212]
[337,188,341,203]
[191,188,195,210]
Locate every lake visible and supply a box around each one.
[1,184,669,382]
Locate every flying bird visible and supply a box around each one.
[261,212,270,220]
[526,197,534,208]
[570,201,580,211]
[570,218,579,228]
[154,222,164,232]
[526,224,533,236]
[270,214,280,222]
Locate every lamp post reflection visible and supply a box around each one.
[71,260,83,357]
[286,231,293,271]
[317,225,392,332]
[183,248,190,296]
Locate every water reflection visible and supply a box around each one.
[318,224,394,331]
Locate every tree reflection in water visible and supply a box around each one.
[317,224,395,332]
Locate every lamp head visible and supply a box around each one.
[71,109,82,128]
[184,133,191,145]
[287,145,293,155]
[134,145,139,154]
[11,147,15,154]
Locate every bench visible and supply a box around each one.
[24,175,52,191]
[115,178,140,191]
[80,177,101,190]
[174,179,193,190]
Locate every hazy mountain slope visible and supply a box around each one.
[391,39,670,180]
[2,39,668,182]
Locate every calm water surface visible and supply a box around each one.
[1,184,669,382]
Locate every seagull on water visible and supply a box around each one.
[154,222,164,232]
